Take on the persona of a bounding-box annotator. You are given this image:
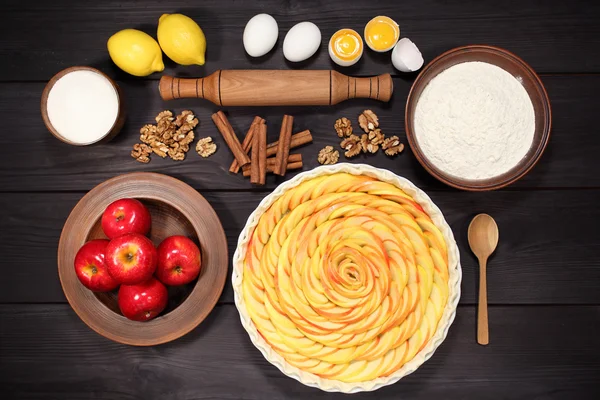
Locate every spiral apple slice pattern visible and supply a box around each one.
[242,173,449,382]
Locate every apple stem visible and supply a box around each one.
[91,266,97,275]
[175,266,182,274]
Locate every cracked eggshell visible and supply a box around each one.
[283,22,321,62]
[392,38,424,72]
[243,14,279,57]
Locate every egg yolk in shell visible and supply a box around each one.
[365,16,399,51]
[331,29,363,61]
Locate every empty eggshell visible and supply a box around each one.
[391,38,424,72]
[283,22,321,62]
[243,14,279,57]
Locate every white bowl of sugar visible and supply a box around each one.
[41,66,125,145]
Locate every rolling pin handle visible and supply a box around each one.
[159,75,206,101]
[349,74,394,103]
[159,75,176,101]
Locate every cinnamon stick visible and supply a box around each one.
[229,116,264,173]
[211,111,250,167]
[266,129,312,157]
[268,154,302,168]
[250,123,261,184]
[242,154,302,177]
[243,161,303,176]
[280,160,303,172]
[258,123,267,185]
[273,115,293,176]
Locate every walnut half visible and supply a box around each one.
[340,134,362,158]
[358,110,379,133]
[155,110,173,123]
[317,146,339,165]
[131,143,152,163]
[176,110,199,135]
[334,117,353,138]
[368,129,384,145]
[382,135,405,156]
[196,137,217,158]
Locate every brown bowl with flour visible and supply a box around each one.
[405,45,551,191]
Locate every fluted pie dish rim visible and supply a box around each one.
[232,164,462,393]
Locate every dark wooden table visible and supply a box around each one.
[1,1,599,398]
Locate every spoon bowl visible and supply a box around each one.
[468,214,499,260]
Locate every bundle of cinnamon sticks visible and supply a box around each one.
[211,111,312,185]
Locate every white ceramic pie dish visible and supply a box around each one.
[232,164,462,393]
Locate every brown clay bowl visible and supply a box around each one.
[41,66,126,146]
[58,172,228,345]
[405,45,552,191]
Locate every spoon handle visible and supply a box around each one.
[478,257,489,345]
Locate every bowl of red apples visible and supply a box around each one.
[58,172,228,345]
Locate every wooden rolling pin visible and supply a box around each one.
[159,70,393,106]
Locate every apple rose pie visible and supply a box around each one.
[242,173,450,383]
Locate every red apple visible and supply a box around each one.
[101,198,151,239]
[156,235,202,286]
[105,233,157,284]
[73,239,119,292]
[118,277,168,321]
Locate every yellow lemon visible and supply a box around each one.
[157,14,206,66]
[107,29,164,77]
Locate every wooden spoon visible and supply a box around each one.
[468,214,499,345]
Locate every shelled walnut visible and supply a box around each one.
[358,110,379,133]
[340,135,362,158]
[176,110,197,128]
[360,134,369,153]
[365,143,379,154]
[133,110,199,163]
[334,117,353,138]
[196,137,217,157]
[131,143,152,163]
[155,110,174,123]
[368,129,384,145]
[382,135,404,156]
[317,146,339,165]
[152,142,169,158]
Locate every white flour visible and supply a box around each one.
[414,61,535,180]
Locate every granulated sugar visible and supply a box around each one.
[46,70,119,144]
[414,61,535,180]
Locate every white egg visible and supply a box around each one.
[391,38,424,72]
[283,22,321,62]
[243,14,279,57]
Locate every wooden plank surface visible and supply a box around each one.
[1,0,599,81]
[2,0,600,398]
[1,304,598,399]
[2,189,599,305]
[1,75,598,191]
